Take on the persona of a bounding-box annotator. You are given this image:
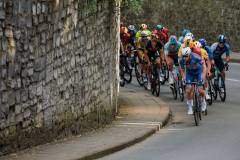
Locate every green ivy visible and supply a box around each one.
[121,0,143,16]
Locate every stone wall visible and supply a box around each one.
[125,0,240,51]
[0,0,120,155]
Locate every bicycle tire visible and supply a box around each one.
[123,66,132,83]
[160,62,169,85]
[171,82,177,100]
[135,63,144,86]
[178,80,184,102]
[213,78,218,100]
[219,76,226,102]
[193,90,200,126]
[207,80,213,105]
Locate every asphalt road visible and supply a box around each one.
[99,63,240,160]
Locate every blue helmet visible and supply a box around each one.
[183,29,190,37]
[169,35,178,45]
[218,34,226,43]
[199,38,207,47]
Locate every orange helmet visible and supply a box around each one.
[120,27,128,34]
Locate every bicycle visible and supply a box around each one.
[169,65,178,100]
[150,59,160,97]
[134,49,146,87]
[206,75,216,106]
[159,59,169,85]
[119,51,132,84]
[192,81,203,126]
[175,65,185,102]
[212,63,229,102]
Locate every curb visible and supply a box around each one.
[230,59,240,63]
[77,107,172,160]
[224,57,240,63]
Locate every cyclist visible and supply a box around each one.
[120,26,130,53]
[153,24,169,44]
[164,35,181,85]
[136,24,151,44]
[128,25,137,48]
[179,47,206,115]
[211,35,231,80]
[136,30,151,60]
[144,34,164,90]
[199,38,214,100]
[178,29,191,44]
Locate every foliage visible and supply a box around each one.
[121,0,143,17]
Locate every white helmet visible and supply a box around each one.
[185,32,194,39]
[182,47,191,57]
[196,41,202,48]
[184,35,193,42]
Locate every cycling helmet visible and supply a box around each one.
[140,24,148,30]
[169,35,178,45]
[183,29,190,37]
[182,47,191,57]
[218,34,226,43]
[156,24,163,31]
[140,30,149,37]
[199,38,207,47]
[151,33,158,41]
[184,35,193,42]
[195,41,202,48]
[120,26,128,34]
[128,25,136,31]
[185,32,194,39]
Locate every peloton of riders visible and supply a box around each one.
[120,23,231,115]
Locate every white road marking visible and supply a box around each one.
[227,78,240,83]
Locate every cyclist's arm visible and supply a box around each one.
[225,43,231,63]
[144,49,150,64]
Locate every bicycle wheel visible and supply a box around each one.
[193,90,200,126]
[207,80,213,105]
[123,66,132,83]
[171,82,177,100]
[178,80,184,102]
[219,76,226,102]
[160,62,169,85]
[151,78,155,95]
[135,62,144,86]
[143,73,149,90]
[119,65,125,87]
[155,68,160,97]
[213,78,218,100]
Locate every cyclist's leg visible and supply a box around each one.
[166,55,174,84]
[202,62,210,99]
[197,70,207,111]
[186,72,194,114]
[215,58,225,79]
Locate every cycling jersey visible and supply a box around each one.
[120,32,130,47]
[178,36,184,44]
[136,30,151,40]
[128,30,137,47]
[164,41,181,56]
[145,40,163,60]
[211,42,231,72]
[203,45,213,60]
[211,42,231,59]
[165,41,181,65]
[180,52,204,86]
[200,48,209,61]
[152,29,169,44]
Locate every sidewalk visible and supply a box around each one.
[230,52,240,63]
[0,85,171,160]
